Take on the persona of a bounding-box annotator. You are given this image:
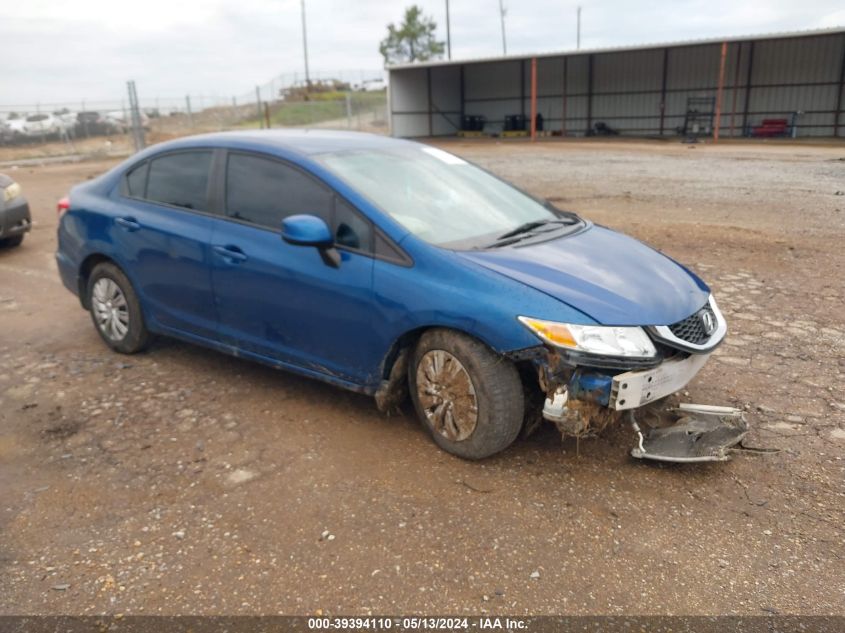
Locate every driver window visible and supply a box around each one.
[225,153,332,229]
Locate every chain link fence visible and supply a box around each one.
[0,70,387,164]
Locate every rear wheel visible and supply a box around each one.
[409,329,524,459]
[87,262,151,354]
[0,235,24,248]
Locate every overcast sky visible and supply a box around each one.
[2,0,844,108]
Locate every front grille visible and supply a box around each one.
[668,306,715,345]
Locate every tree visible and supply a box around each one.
[379,5,445,65]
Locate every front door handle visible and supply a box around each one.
[115,217,141,232]
[212,245,248,264]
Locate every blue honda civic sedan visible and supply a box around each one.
[56,130,726,459]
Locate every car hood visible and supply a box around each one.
[456,224,710,326]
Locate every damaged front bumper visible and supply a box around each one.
[538,351,711,417]
[514,308,746,461]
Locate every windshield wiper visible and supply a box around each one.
[495,218,579,241]
[477,217,581,250]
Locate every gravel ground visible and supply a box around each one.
[0,139,843,616]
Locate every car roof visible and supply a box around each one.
[151,129,417,158]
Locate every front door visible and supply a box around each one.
[210,151,379,384]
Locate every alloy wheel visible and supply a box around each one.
[416,350,479,441]
[91,278,130,342]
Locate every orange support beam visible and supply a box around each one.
[530,57,538,141]
[713,41,728,142]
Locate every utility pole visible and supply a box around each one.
[445,0,452,60]
[185,95,193,127]
[126,80,146,151]
[499,0,507,55]
[577,6,582,50]
[300,0,311,88]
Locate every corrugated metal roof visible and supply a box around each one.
[386,26,845,71]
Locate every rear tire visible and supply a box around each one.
[86,262,151,354]
[0,235,24,248]
[409,329,524,459]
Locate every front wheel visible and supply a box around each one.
[87,262,151,354]
[0,235,24,248]
[408,329,524,459]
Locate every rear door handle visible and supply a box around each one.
[212,245,248,264]
[115,217,141,232]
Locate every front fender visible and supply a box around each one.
[367,240,595,387]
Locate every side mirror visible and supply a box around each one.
[281,214,340,268]
[281,214,332,247]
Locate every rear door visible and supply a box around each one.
[209,151,379,383]
[113,150,220,339]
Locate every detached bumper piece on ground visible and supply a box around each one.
[629,404,749,463]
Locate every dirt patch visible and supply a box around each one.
[0,138,843,616]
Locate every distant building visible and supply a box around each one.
[387,27,845,138]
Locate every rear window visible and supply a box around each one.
[145,151,212,211]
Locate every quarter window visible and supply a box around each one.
[145,151,212,211]
[124,162,148,198]
[334,197,372,252]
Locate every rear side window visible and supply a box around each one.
[145,151,212,211]
[226,153,333,229]
[124,162,148,197]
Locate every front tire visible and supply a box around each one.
[0,235,24,248]
[87,262,151,354]
[409,329,524,459]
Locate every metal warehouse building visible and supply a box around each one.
[387,27,845,139]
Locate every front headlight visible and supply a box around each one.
[518,316,657,358]
[3,182,21,203]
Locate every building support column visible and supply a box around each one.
[426,67,433,137]
[562,56,568,136]
[729,42,743,138]
[741,41,755,135]
[586,54,594,135]
[530,57,538,141]
[658,48,669,135]
[520,60,526,117]
[835,35,845,138]
[714,41,728,142]
[459,65,466,125]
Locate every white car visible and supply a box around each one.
[56,111,78,131]
[3,118,28,139]
[354,78,387,92]
[105,110,150,132]
[20,113,64,139]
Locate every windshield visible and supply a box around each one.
[319,145,577,248]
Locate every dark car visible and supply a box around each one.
[56,131,730,461]
[74,111,122,137]
[0,174,31,247]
